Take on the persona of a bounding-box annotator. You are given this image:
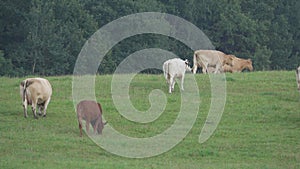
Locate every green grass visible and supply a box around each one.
[0,71,299,168]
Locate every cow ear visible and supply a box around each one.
[184,59,189,65]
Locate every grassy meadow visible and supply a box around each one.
[0,71,299,169]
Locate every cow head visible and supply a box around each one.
[184,59,192,72]
[97,121,108,134]
[245,59,253,71]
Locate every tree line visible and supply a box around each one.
[0,0,299,76]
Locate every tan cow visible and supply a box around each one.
[20,78,52,119]
[296,66,300,91]
[77,100,106,137]
[207,56,253,73]
[192,50,233,74]
[223,57,253,73]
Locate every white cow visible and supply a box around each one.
[20,78,52,119]
[296,66,300,92]
[163,58,192,93]
[192,50,233,74]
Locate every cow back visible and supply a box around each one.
[194,50,227,66]
[20,78,52,104]
[27,78,52,101]
[167,58,187,76]
[77,100,102,121]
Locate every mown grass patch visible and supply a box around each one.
[0,71,299,168]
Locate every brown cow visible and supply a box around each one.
[76,100,106,137]
[20,78,52,119]
[223,57,253,73]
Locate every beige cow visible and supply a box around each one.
[207,56,253,73]
[20,78,52,119]
[192,50,233,74]
[296,66,300,91]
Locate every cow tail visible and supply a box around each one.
[97,103,102,114]
[194,52,201,66]
[76,103,83,136]
[23,80,33,102]
[22,80,28,103]
[167,62,171,80]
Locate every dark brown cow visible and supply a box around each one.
[76,100,106,137]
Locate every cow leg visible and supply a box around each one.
[168,83,172,93]
[171,77,176,92]
[97,118,104,135]
[78,117,83,137]
[180,75,184,91]
[32,108,38,119]
[202,64,208,74]
[42,97,51,117]
[172,79,176,92]
[192,65,198,74]
[23,102,28,118]
[86,120,91,135]
[94,117,101,135]
[168,77,174,93]
[171,79,176,92]
[31,102,38,119]
[215,64,220,74]
[38,104,43,116]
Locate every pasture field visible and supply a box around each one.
[0,71,299,169]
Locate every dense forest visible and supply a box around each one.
[0,0,299,76]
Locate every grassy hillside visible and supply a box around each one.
[0,71,299,169]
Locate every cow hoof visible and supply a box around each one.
[42,114,46,117]
[34,116,38,119]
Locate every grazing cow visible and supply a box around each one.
[163,58,192,93]
[222,64,234,73]
[192,50,233,74]
[296,66,300,91]
[206,65,234,73]
[20,78,52,119]
[223,57,253,73]
[77,100,106,137]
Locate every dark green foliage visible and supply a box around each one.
[0,0,299,76]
